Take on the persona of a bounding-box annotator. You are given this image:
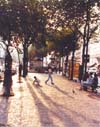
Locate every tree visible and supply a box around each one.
[0,0,47,77]
[81,0,100,75]
[0,0,47,95]
[60,0,100,77]
[0,0,16,96]
[41,0,100,79]
[14,0,47,77]
[39,1,81,53]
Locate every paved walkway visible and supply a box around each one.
[0,73,100,127]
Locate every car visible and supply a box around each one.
[88,67,97,73]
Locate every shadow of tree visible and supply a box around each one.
[18,86,24,126]
[0,97,11,127]
[26,79,79,127]
[35,87,100,127]
[88,92,100,100]
[52,85,75,99]
[26,80,55,127]
[27,77,100,127]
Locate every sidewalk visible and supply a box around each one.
[0,73,100,127]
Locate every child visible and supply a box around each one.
[33,76,41,87]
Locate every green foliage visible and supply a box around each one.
[0,0,47,47]
[40,0,100,56]
[0,0,99,58]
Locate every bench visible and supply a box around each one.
[83,83,92,91]
[83,83,100,93]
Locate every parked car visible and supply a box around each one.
[88,67,97,74]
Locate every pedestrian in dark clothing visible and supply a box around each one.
[91,73,98,92]
[45,67,54,85]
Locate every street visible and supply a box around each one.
[0,73,100,127]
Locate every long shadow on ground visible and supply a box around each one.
[26,79,79,127]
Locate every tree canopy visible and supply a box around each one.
[0,0,99,57]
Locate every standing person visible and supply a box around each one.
[45,67,54,85]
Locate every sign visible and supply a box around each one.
[73,63,80,78]
[84,54,90,62]
[68,62,80,79]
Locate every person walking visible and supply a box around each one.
[45,67,54,85]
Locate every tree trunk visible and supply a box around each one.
[70,49,75,80]
[23,39,28,77]
[64,54,69,76]
[82,0,90,76]
[3,49,13,96]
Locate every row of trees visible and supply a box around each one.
[0,0,99,96]
[0,0,47,96]
[39,0,100,79]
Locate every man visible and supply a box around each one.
[45,67,54,85]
